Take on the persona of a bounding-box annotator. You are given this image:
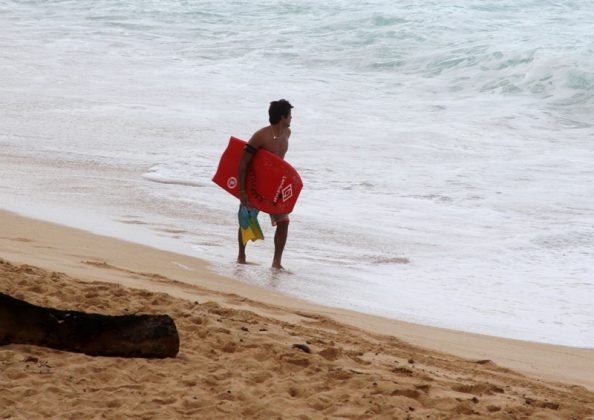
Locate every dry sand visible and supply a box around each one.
[1,209,593,419]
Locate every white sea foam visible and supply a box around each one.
[1,0,593,347]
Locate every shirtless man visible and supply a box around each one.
[237,99,293,269]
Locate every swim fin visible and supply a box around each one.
[238,206,264,245]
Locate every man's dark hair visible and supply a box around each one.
[269,99,293,124]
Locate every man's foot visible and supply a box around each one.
[271,262,285,270]
[237,255,247,264]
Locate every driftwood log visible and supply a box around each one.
[0,292,179,358]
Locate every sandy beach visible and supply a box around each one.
[1,209,593,419]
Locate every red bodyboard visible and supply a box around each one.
[212,137,303,214]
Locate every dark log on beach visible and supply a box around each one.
[0,292,179,358]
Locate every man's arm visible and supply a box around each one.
[238,131,264,207]
[238,150,253,207]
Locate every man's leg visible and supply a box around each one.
[237,227,247,264]
[272,220,289,269]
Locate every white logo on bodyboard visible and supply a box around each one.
[227,177,237,189]
[282,184,293,202]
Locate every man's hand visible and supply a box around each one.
[240,190,250,207]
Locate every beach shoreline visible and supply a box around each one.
[1,209,593,393]
[2,209,594,418]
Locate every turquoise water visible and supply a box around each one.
[1,0,593,347]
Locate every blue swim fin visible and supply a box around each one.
[238,205,251,229]
[238,206,264,245]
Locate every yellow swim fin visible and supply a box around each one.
[239,206,264,245]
